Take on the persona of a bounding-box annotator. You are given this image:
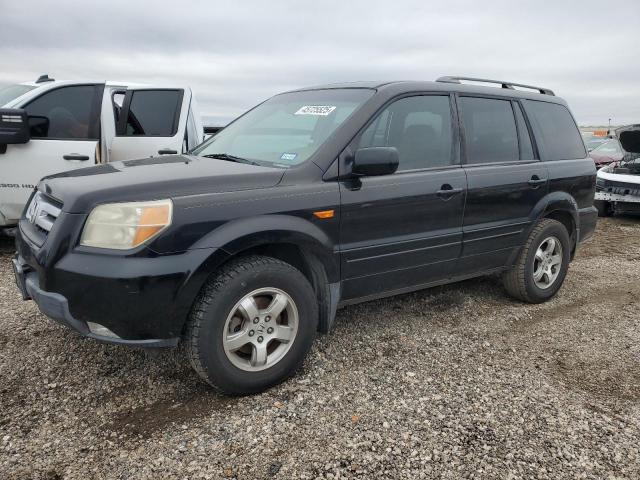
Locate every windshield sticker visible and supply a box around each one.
[280,153,298,161]
[295,105,337,116]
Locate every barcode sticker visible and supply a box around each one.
[295,105,337,116]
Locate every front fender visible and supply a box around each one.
[190,214,339,282]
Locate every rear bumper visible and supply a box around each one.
[13,255,179,347]
[577,206,598,243]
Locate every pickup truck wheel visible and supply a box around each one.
[186,255,318,395]
[502,219,571,304]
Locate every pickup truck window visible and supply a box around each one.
[522,100,586,160]
[0,84,36,106]
[123,90,182,136]
[192,88,374,167]
[23,85,101,140]
[358,95,453,170]
[459,97,519,164]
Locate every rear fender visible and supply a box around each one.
[506,192,579,266]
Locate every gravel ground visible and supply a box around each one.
[1,217,640,479]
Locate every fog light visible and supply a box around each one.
[87,322,120,339]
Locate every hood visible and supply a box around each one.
[590,152,616,164]
[616,125,640,154]
[39,155,285,213]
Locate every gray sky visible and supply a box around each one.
[1,0,639,125]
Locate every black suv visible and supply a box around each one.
[12,77,597,394]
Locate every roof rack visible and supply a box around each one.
[436,76,554,96]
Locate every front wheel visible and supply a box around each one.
[186,255,318,395]
[503,219,571,303]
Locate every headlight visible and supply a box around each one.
[80,199,173,250]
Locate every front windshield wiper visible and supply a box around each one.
[200,153,260,166]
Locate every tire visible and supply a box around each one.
[502,219,571,304]
[594,200,613,217]
[186,255,318,395]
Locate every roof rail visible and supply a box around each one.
[436,76,554,96]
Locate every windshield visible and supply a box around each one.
[192,88,374,167]
[593,140,622,154]
[0,84,36,106]
[585,137,607,150]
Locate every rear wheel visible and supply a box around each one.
[503,218,571,303]
[186,255,318,395]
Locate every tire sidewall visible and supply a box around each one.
[522,222,571,302]
[196,261,317,394]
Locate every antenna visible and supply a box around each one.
[36,74,55,84]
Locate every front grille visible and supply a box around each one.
[25,192,62,236]
[600,179,640,197]
[602,179,640,191]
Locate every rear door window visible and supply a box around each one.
[121,89,183,136]
[459,97,519,164]
[522,100,586,160]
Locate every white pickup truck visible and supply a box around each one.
[0,75,205,230]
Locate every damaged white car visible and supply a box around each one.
[595,125,640,216]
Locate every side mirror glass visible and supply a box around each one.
[0,108,30,146]
[352,147,399,176]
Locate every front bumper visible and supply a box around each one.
[595,190,640,204]
[13,255,179,347]
[14,216,227,347]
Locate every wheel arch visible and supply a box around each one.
[530,192,579,258]
[179,215,341,335]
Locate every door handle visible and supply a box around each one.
[63,154,90,161]
[158,149,178,155]
[436,184,464,199]
[528,176,547,187]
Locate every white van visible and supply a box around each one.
[0,75,204,230]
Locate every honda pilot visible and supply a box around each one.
[13,77,597,394]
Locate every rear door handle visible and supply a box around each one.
[158,149,178,155]
[436,184,464,199]
[528,176,547,187]
[63,154,90,161]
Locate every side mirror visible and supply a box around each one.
[352,147,399,176]
[0,108,30,146]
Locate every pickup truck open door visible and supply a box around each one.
[1,80,204,229]
[108,86,200,162]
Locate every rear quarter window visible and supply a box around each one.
[522,100,586,160]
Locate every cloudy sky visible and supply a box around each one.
[1,0,639,125]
